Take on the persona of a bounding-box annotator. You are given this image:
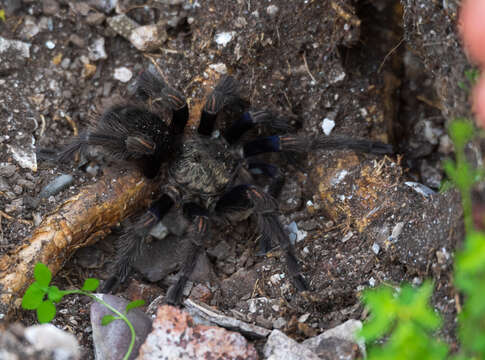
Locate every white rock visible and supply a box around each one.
[321,118,335,135]
[298,313,310,323]
[8,143,37,171]
[215,31,235,47]
[371,242,380,255]
[129,24,167,52]
[404,181,435,197]
[113,67,133,82]
[341,231,353,243]
[389,221,404,242]
[20,16,40,39]
[330,169,348,186]
[0,37,31,58]
[88,37,108,61]
[24,324,80,360]
[266,5,279,16]
[208,62,228,74]
[45,40,55,49]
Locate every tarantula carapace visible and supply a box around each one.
[56,65,393,304]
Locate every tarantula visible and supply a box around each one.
[55,65,393,304]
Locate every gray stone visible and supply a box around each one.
[220,268,258,307]
[39,174,74,199]
[68,34,86,48]
[183,299,271,338]
[312,337,361,360]
[87,0,118,14]
[0,177,10,192]
[42,0,60,16]
[264,330,320,360]
[0,163,17,177]
[303,319,365,357]
[91,294,152,360]
[107,14,139,39]
[85,12,106,26]
[207,240,232,260]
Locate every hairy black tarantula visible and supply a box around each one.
[55,65,393,305]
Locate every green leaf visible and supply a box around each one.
[22,283,45,310]
[448,119,474,151]
[456,232,485,275]
[465,68,480,85]
[36,300,56,323]
[101,315,118,326]
[47,285,64,303]
[34,263,52,288]
[360,286,397,341]
[126,299,145,313]
[81,278,100,292]
[457,81,468,92]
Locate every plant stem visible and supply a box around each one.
[64,290,136,360]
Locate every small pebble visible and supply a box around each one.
[88,37,108,61]
[321,118,335,135]
[215,31,235,47]
[39,174,74,199]
[341,231,353,243]
[266,5,279,17]
[113,67,133,82]
[371,242,380,255]
[272,317,287,329]
[45,40,55,49]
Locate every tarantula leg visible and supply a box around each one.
[242,134,394,158]
[198,76,240,136]
[54,106,173,179]
[132,65,189,135]
[224,110,293,144]
[236,185,308,291]
[101,194,174,293]
[165,203,210,305]
[248,162,285,198]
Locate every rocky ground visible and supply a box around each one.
[0,0,471,358]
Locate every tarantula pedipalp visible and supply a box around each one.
[56,65,393,305]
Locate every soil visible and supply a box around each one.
[0,0,469,358]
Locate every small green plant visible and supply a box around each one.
[22,263,145,360]
[458,68,481,92]
[360,282,448,360]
